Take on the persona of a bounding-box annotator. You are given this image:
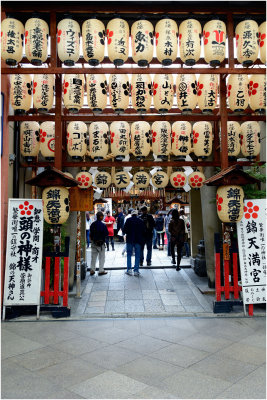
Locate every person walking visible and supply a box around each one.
[164,209,173,257]
[123,209,145,276]
[169,209,185,271]
[139,206,155,266]
[104,210,115,251]
[89,211,109,276]
[85,211,93,248]
[179,209,190,257]
[116,207,125,242]
[155,212,165,250]
[122,208,133,256]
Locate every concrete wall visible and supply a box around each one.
[189,189,204,258]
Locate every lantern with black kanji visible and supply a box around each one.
[114,171,131,189]
[259,21,266,64]
[131,74,152,113]
[67,121,87,160]
[172,121,192,161]
[10,74,32,114]
[188,171,206,188]
[76,170,93,189]
[151,171,169,188]
[57,16,80,66]
[86,73,107,113]
[216,185,244,222]
[179,18,202,66]
[20,121,40,162]
[94,171,112,189]
[42,186,70,225]
[248,75,266,113]
[133,171,150,189]
[89,121,109,161]
[176,74,198,113]
[193,121,213,160]
[82,18,105,66]
[170,171,187,189]
[235,19,259,67]
[131,17,154,66]
[153,74,174,113]
[203,19,226,66]
[63,74,84,113]
[155,17,178,66]
[33,74,54,113]
[227,74,249,112]
[151,121,171,161]
[109,73,129,113]
[131,121,151,160]
[110,121,130,161]
[107,17,129,66]
[39,121,55,160]
[226,121,241,160]
[240,121,261,160]
[25,15,49,65]
[1,17,24,66]
[197,74,219,113]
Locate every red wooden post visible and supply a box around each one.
[53,257,60,304]
[62,257,69,307]
[215,253,221,301]
[224,260,230,300]
[44,257,50,304]
[248,304,254,316]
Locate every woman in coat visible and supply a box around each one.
[168,209,185,271]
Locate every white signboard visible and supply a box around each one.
[237,199,266,305]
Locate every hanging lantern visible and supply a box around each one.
[89,121,109,161]
[94,171,112,189]
[216,186,244,223]
[226,121,241,160]
[197,74,219,113]
[10,74,32,114]
[67,121,87,160]
[151,171,169,188]
[155,17,178,66]
[131,74,152,113]
[42,186,70,225]
[131,18,154,66]
[20,121,40,162]
[131,121,151,160]
[240,121,261,160]
[86,73,107,113]
[82,18,105,66]
[248,75,266,113]
[176,74,198,113]
[259,21,266,64]
[110,121,130,161]
[1,17,24,66]
[153,74,174,113]
[76,171,93,189]
[203,19,226,66]
[151,121,171,160]
[114,171,130,189]
[25,15,49,65]
[170,171,187,188]
[179,19,202,66]
[193,121,213,159]
[63,74,84,113]
[235,19,259,67]
[109,74,129,113]
[107,17,129,66]
[133,171,150,189]
[39,121,55,160]
[188,171,206,189]
[33,74,54,113]
[57,16,80,66]
[172,121,192,161]
[227,74,249,112]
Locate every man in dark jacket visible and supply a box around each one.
[139,206,155,266]
[123,210,145,276]
[116,207,125,242]
[155,212,165,250]
[89,211,109,276]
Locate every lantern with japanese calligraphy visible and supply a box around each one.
[179,19,202,66]
[170,171,187,189]
[226,121,241,160]
[94,171,112,189]
[151,171,169,188]
[10,74,32,114]
[216,186,244,223]
[131,121,151,160]
[188,171,206,189]
[113,171,130,189]
[227,74,249,112]
[57,16,80,66]
[248,75,266,113]
[39,121,55,161]
[131,18,154,66]
[1,17,24,66]
[107,17,129,66]
[76,171,93,189]
[197,74,219,113]
[153,74,174,113]
[63,74,84,113]
[133,171,150,189]
[89,121,109,161]
[240,121,261,160]
[109,73,129,113]
[192,121,213,160]
[86,74,107,113]
[110,121,130,161]
[67,121,87,160]
[33,74,54,113]
[171,121,192,161]
[203,19,226,66]
[151,121,171,160]
[176,74,198,113]
[20,121,40,162]
[155,17,178,66]
[259,21,266,64]
[235,19,259,67]
[131,74,152,113]
[82,18,105,66]
[25,15,49,65]
[42,186,70,225]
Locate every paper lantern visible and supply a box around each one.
[67,121,87,160]
[155,18,178,66]
[76,171,93,189]
[86,73,107,113]
[82,18,105,66]
[109,74,129,113]
[197,74,219,113]
[131,121,151,160]
[63,74,84,113]
[39,121,55,160]
[171,121,192,161]
[20,121,40,162]
[193,121,213,159]
[113,171,130,189]
[131,18,154,66]
[151,121,171,160]
[240,121,261,160]
[203,19,226,66]
[227,74,249,112]
[188,171,206,189]
[1,17,24,65]
[151,171,169,188]
[153,74,174,113]
[259,21,266,64]
[107,18,129,66]
[33,74,54,113]
[179,19,202,66]
[235,19,259,67]
[170,171,187,188]
[216,186,244,223]
[133,171,150,189]
[42,186,70,225]
[248,75,266,113]
[110,121,130,161]
[25,16,49,65]
[94,171,112,189]
[176,74,198,113]
[131,74,152,113]
[10,74,32,114]
[89,121,109,161]
[226,121,241,160]
[57,16,80,66]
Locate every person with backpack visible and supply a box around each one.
[139,206,155,266]
[168,209,185,271]
[155,212,165,250]
[123,210,145,276]
[89,211,109,276]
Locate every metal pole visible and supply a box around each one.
[75,211,81,298]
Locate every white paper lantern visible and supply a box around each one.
[133,171,150,189]
[259,21,266,64]
[110,121,130,161]
[203,19,226,66]
[188,171,206,188]
[240,121,261,160]
[20,121,40,162]
[107,18,129,66]
[25,15,49,65]
[10,74,32,114]
[67,121,87,160]
[216,186,244,222]
[1,17,24,66]
[131,18,154,66]
[226,121,241,159]
[131,74,152,113]
[248,75,266,113]
[227,74,249,112]
[109,73,129,113]
[179,19,202,66]
[131,121,151,160]
[33,74,54,113]
[170,171,187,188]
[172,121,192,161]
[153,74,174,113]
[43,186,70,225]
[94,171,112,189]
[63,74,84,113]
[151,121,171,160]
[193,121,213,159]
[86,74,107,113]
[82,18,105,66]
[89,121,109,161]
[155,18,178,65]
[151,171,169,188]
[197,74,219,113]
[176,74,198,113]
[113,171,130,189]
[57,16,80,66]
[76,171,93,189]
[235,19,259,67]
[40,121,55,160]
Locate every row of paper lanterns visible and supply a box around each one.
[1,16,266,67]
[10,73,266,114]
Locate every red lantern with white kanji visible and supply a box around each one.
[131,74,152,113]
[203,19,226,66]
[82,18,105,66]
[172,121,192,161]
[89,122,109,161]
[216,186,244,222]
[110,121,130,161]
[131,18,154,66]
[1,17,24,66]
[63,74,84,113]
[25,15,49,65]
[20,121,40,162]
[155,18,178,66]
[235,19,259,67]
[197,74,219,113]
[67,121,87,160]
[248,75,266,113]
[240,121,261,160]
[192,121,213,159]
[227,74,249,112]
[176,74,198,113]
[131,121,151,160]
[109,74,129,113]
[86,74,107,113]
[39,121,55,160]
[188,171,206,189]
[107,18,129,66]
[133,171,150,189]
[33,74,54,113]
[153,74,174,113]
[179,19,202,66]
[42,186,70,225]
[151,121,171,160]
[10,74,32,114]
[170,171,187,188]
[76,171,93,189]
[259,21,266,64]
[57,16,80,66]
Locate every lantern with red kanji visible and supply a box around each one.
[192,121,213,159]
[170,171,187,189]
[248,75,266,113]
[203,19,226,66]
[113,171,131,189]
[67,121,87,160]
[176,74,198,113]
[235,19,259,67]
[227,74,249,112]
[216,185,244,222]
[42,186,70,225]
[133,171,150,189]
[259,21,266,64]
[155,17,178,66]
[25,15,49,65]
[94,171,112,189]
[131,121,151,160]
[63,74,84,113]
[33,74,54,113]
[107,18,129,66]
[153,74,174,113]
[82,18,105,66]
[20,121,40,162]
[131,18,154,66]
[240,121,261,160]
[39,121,55,160]
[151,121,171,160]
[110,121,130,161]
[1,17,24,66]
[131,74,152,113]
[179,19,202,66]
[10,74,32,114]
[151,171,169,188]
[89,121,109,161]
[197,74,219,113]
[86,73,107,113]
[109,73,130,113]
[57,16,80,66]
[76,171,93,189]
[188,171,206,189]
[171,121,192,161]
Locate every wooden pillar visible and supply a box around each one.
[220,74,228,170]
